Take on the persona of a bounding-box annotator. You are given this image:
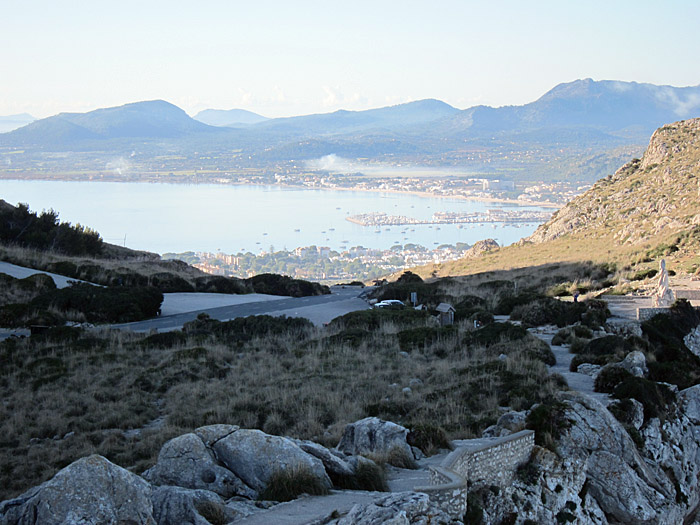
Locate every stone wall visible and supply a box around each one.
[416,466,467,518]
[415,430,535,518]
[447,430,535,486]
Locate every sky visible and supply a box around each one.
[2,0,700,119]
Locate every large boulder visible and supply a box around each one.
[0,455,154,525]
[143,433,255,499]
[212,429,331,494]
[151,486,240,525]
[335,492,459,524]
[337,417,414,459]
[619,350,648,377]
[292,438,355,478]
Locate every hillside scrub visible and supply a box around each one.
[0,201,103,256]
[0,283,164,326]
[0,242,328,297]
[0,301,562,501]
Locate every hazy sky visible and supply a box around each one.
[2,0,699,119]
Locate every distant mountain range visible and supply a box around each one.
[2,79,699,182]
[194,108,269,127]
[0,113,35,133]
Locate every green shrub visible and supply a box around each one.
[326,328,371,348]
[468,310,495,326]
[245,273,329,297]
[642,299,700,389]
[0,203,103,256]
[397,326,454,351]
[526,401,570,451]
[569,353,616,372]
[30,283,163,323]
[583,335,630,357]
[330,459,388,492]
[330,308,429,331]
[613,377,676,422]
[495,291,543,315]
[463,322,527,347]
[594,366,632,393]
[631,268,657,281]
[407,424,451,456]
[258,465,329,502]
[386,446,417,469]
[552,325,594,346]
[395,271,423,284]
[140,331,187,348]
[194,501,229,525]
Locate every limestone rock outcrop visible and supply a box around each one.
[151,485,239,525]
[337,417,415,460]
[142,432,255,499]
[334,492,460,525]
[212,429,332,494]
[0,455,155,525]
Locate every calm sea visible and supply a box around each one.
[0,181,549,254]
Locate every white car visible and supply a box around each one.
[373,299,405,309]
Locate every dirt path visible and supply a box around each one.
[234,453,445,525]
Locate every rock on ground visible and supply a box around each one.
[151,485,239,525]
[212,429,331,494]
[337,417,414,460]
[334,492,459,525]
[0,455,154,525]
[143,432,255,499]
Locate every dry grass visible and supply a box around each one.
[0,302,562,501]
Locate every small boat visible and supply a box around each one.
[329,228,335,231]
[294,229,300,232]
[263,233,268,236]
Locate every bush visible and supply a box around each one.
[397,326,455,351]
[245,273,329,297]
[642,299,700,389]
[183,314,314,345]
[31,283,163,323]
[396,271,423,284]
[407,424,451,456]
[594,366,632,393]
[463,322,527,347]
[583,335,631,357]
[0,203,103,256]
[330,308,429,331]
[258,465,329,502]
[511,298,587,328]
[526,401,570,451]
[330,459,388,492]
[613,377,676,422]
[552,325,593,346]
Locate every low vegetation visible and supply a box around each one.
[0,200,102,256]
[0,267,577,501]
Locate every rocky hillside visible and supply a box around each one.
[414,118,700,280]
[529,118,700,246]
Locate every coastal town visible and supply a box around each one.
[163,241,480,283]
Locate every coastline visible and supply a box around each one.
[0,174,563,210]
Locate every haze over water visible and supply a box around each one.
[1,181,549,254]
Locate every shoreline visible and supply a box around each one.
[0,175,563,210]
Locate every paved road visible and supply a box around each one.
[0,261,87,288]
[114,286,370,332]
